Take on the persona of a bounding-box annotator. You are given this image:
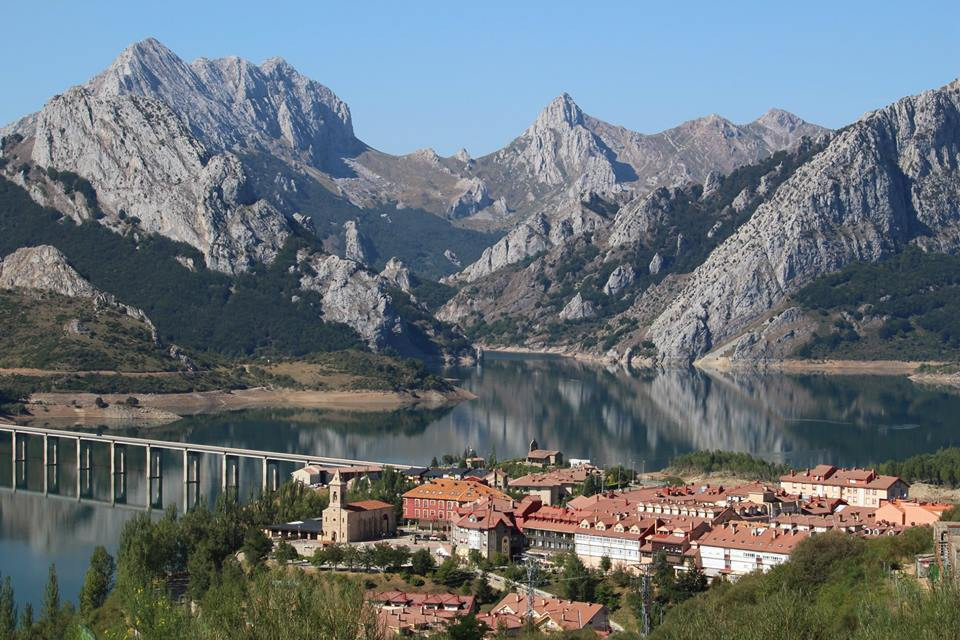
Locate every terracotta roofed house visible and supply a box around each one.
[697,523,810,577]
[449,496,525,560]
[480,593,609,634]
[525,438,563,467]
[779,466,908,507]
[510,467,597,505]
[402,478,510,529]
[875,500,952,526]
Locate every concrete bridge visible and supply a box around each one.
[0,423,411,511]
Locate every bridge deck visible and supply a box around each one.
[0,423,412,470]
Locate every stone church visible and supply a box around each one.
[322,470,397,543]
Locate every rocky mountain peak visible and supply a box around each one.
[530,93,585,131]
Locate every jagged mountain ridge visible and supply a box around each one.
[1,38,823,280]
[437,139,829,354]
[448,95,827,282]
[441,76,960,367]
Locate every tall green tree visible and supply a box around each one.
[79,546,115,617]
[581,474,601,497]
[410,548,435,576]
[0,575,15,640]
[40,565,63,638]
[560,552,596,602]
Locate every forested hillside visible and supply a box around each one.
[791,248,960,360]
[0,177,471,359]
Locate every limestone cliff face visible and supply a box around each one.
[30,87,289,273]
[89,38,359,165]
[647,79,960,363]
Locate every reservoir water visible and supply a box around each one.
[2,352,960,609]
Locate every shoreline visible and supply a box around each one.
[20,386,476,428]
[696,356,949,377]
[477,343,607,364]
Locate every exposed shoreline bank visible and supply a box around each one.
[696,356,952,377]
[19,386,475,428]
[476,344,607,364]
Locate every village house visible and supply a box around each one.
[779,465,908,507]
[517,503,583,555]
[525,439,563,467]
[449,497,525,560]
[368,591,476,638]
[875,499,952,526]
[478,594,610,635]
[321,471,396,543]
[290,464,324,486]
[510,467,598,505]
[697,523,810,577]
[402,478,510,530]
[574,515,658,570]
[291,464,384,488]
[637,516,712,568]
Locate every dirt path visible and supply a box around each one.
[0,367,184,377]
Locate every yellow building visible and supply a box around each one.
[322,471,397,543]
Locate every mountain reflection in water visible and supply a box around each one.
[3,352,960,610]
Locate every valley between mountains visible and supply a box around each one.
[3,37,960,419]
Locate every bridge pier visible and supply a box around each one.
[12,432,28,491]
[146,445,163,509]
[222,454,240,498]
[183,450,201,511]
[112,444,127,504]
[47,436,60,495]
[261,456,268,494]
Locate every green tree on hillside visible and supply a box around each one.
[79,546,115,617]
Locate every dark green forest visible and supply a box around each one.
[793,247,960,360]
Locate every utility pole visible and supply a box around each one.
[640,573,651,636]
[524,557,539,628]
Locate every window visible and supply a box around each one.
[415,509,421,517]
[415,498,421,507]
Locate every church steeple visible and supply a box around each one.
[330,470,345,507]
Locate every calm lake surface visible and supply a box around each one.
[3,352,960,608]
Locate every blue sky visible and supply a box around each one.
[3,1,959,156]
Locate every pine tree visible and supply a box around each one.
[0,575,15,640]
[40,564,62,637]
[79,546,115,616]
[19,603,33,636]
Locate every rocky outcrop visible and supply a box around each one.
[343,220,372,264]
[454,213,552,282]
[0,245,158,341]
[603,265,636,296]
[448,177,494,218]
[559,293,596,321]
[380,257,413,294]
[297,251,397,348]
[0,246,98,297]
[29,87,289,273]
[88,38,358,165]
[648,78,960,363]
